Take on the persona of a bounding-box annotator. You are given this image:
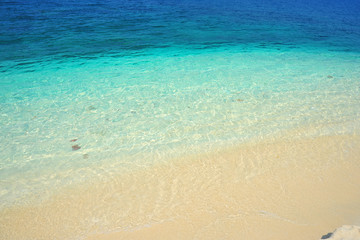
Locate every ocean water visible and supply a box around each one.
[1,0,360,238]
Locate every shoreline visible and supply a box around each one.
[1,134,360,239]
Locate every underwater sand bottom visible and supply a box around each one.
[1,134,360,240]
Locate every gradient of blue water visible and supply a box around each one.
[1,0,360,68]
[1,0,360,212]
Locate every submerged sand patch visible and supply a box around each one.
[1,134,360,239]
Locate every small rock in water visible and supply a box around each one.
[70,139,77,142]
[327,75,334,78]
[72,145,81,151]
[88,106,96,111]
[83,154,89,159]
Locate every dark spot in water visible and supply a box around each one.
[83,154,89,159]
[72,144,81,151]
[130,110,137,114]
[236,99,244,102]
[70,139,77,142]
[327,75,333,78]
[88,106,96,111]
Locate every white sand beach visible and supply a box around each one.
[1,133,360,239]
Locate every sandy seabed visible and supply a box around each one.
[1,132,360,240]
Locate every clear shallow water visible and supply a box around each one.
[1,0,360,237]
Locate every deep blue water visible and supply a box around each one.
[1,0,360,70]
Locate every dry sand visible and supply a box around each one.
[1,134,360,240]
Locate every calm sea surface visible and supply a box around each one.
[1,0,360,238]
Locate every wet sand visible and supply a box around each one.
[1,134,360,239]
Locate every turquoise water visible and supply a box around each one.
[1,47,360,207]
[1,0,360,236]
